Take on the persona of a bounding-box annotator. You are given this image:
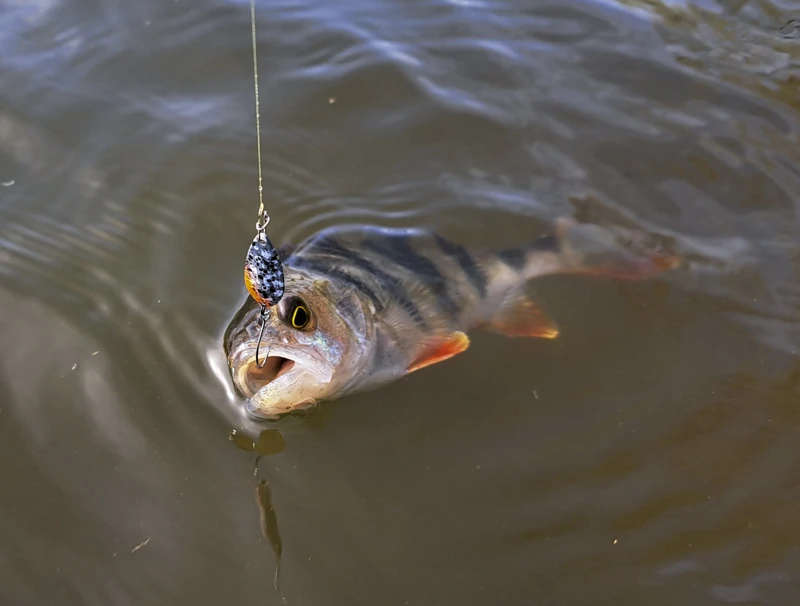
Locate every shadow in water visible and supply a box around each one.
[230,428,287,594]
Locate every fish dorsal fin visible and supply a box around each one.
[407,331,470,373]
[485,291,559,339]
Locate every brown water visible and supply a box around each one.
[1,0,799,604]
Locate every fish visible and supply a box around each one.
[224,217,679,419]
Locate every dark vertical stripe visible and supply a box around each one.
[298,236,428,329]
[529,234,559,252]
[290,258,383,311]
[277,242,297,261]
[362,236,460,317]
[496,247,527,270]
[433,234,487,298]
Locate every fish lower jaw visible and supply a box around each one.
[243,364,328,419]
[234,347,334,398]
[246,395,318,420]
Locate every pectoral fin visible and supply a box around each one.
[485,293,560,339]
[407,331,470,373]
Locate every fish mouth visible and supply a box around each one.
[240,355,296,398]
[231,344,334,412]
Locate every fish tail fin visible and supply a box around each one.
[503,217,680,282]
[551,217,680,280]
[482,218,679,339]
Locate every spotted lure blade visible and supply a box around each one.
[244,233,285,308]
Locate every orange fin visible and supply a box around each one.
[407,331,470,373]
[486,293,559,339]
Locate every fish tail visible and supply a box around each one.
[495,217,680,282]
[481,218,679,339]
[551,217,680,279]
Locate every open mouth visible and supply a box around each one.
[241,356,296,398]
[230,344,334,404]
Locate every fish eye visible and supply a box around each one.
[279,296,311,330]
[291,304,309,329]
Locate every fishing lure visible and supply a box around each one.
[243,0,285,368]
[245,215,285,369]
[244,215,285,309]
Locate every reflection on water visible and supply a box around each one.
[0,0,799,604]
[255,479,283,592]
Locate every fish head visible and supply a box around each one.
[224,269,369,419]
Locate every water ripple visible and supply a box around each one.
[2,0,800,603]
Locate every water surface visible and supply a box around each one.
[1,0,799,604]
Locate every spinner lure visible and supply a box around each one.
[244,213,285,368]
[244,219,285,309]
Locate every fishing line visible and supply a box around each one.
[250,0,265,223]
[244,0,285,368]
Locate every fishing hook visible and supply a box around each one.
[255,304,271,368]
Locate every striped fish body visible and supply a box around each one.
[286,226,553,393]
[225,218,678,418]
